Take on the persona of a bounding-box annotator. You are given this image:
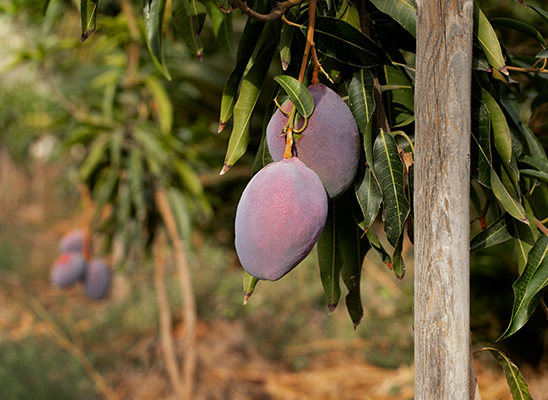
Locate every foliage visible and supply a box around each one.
[4,0,548,395]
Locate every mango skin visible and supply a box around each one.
[84,259,111,300]
[50,252,86,287]
[266,84,359,199]
[59,230,83,253]
[235,158,328,281]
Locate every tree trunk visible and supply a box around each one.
[414,0,474,399]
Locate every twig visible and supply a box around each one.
[154,188,197,400]
[79,184,93,261]
[153,229,184,396]
[24,295,118,400]
[540,298,548,320]
[231,0,303,22]
[506,65,548,74]
[535,218,548,237]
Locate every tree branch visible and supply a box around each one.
[154,188,197,400]
[153,229,184,397]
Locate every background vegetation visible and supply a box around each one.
[0,0,547,398]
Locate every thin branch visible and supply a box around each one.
[153,229,184,397]
[24,294,117,400]
[540,298,548,320]
[231,0,303,22]
[79,184,93,262]
[507,66,548,74]
[536,217,548,237]
[154,188,197,400]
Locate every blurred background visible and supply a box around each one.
[0,0,547,399]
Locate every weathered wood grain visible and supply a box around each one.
[414,0,474,398]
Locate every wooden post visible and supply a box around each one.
[414,0,474,399]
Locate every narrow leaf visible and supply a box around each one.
[354,165,382,229]
[145,0,171,80]
[318,200,344,314]
[490,17,545,46]
[474,3,507,73]
[369,0,416,38]
[279,22,294,70]
[145,76,173,134]
[80,0,98,43]
[510,198,538,275]
[499,234,548,340]
[471,98,492,187]
[384,65,414,128]
[392,232,406,280]
[470,213,513,252]
[481,87,512,166]
[491,168,528,224]
[526,4,548,26]
[482,348,533,400]
[243,271,259,305]
[205,0,234,55]
[218,19,266,130]
[336,0,361,30]
[366,227,393,269]
[172,0,204,59]
[519,122,547,161]
[221,27,278,174]
[347,69,376,164]
[273,75,314,118]
[79,133,111,181]
[305,17,392,68]
[373,130,410,247]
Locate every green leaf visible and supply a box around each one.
[166,188,192,241]
[491,168,528,223]
[490,17,545,46]
[520,169,548,185]
[306,17,391,68]
[336,0,361,30]
[338,195,370,329]
[279,7,299,70]
[471,98,492,187]
[392,232,406,280]
[273,75,314,118]
[470,213,513,252]
[218,19,266,130]
[384,65,414,128]
[221,25,278,174]
[519,122,547,161]
[481,348,533,400]
[128,149,147,218]
[91,168,119,221]
[318,200,344,314]
[473,3,507,73]
[252,91,277,174]
[205,0,234,56]
[145,0,171,80]
[354,165,383,229]
[80,0,98,43]
[172,159,203,196]
[526,4,548,26]
[243,271,259,305]
[172,0,204,59]
[373,130,410,247]
[510,198,538,275]
[518,154,548,172]
[79,133,111,181]
[481,87,512,166]
[145,76,173,134]
[499,234,548,340]
[369,0,416,38]
[365,227,392,269]
[536,48,548,59]
[347,69,376,164]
